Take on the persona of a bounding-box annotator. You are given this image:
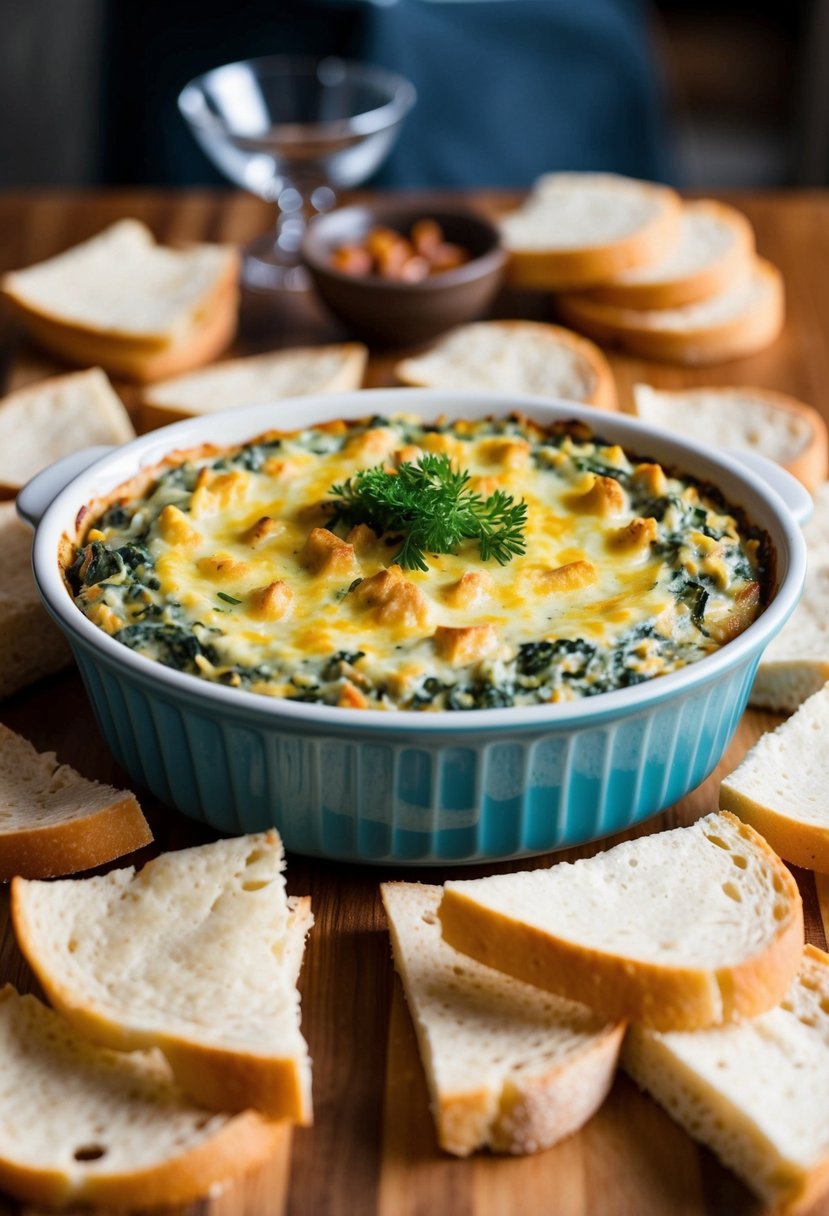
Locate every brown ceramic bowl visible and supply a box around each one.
[301,202,506,346]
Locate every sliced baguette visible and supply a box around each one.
[720,685,829,872]
[0,368,135,494]
[632,383,828,490]
[140,342,368,429]
[622,945,829,1214]
[12,831,313,1123]
[382,882,624,1157]
[0,723,151,879]
[581,200,755,310]
[0,985,286,1209]
[394,320,617,410]
[751,482,829,712]
[1,220,240,382]
[0,502,71,699]
[438,811,803,1031]
[501,172,681,291]
[556,258,785,365]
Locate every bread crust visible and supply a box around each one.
[556,259,785,366]
[633,384,828,490]
[0,1105,286,1209]
[582,201,755,310]
[394,320,618,411]
[0,795,151,881]
[14,284,239,383]
[503,181,681,291]
[438,812,803,1031]
[139,342,369,430]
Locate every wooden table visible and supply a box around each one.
[1,189,829,1216]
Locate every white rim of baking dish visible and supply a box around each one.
[24,389,809,734]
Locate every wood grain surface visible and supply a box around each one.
[1,189,828,1216]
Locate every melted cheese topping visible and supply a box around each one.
[68,415,767,711]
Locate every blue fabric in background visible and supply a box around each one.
[362,0,675,186]
[99,0,675,188]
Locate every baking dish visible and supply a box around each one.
[19,390,810,865]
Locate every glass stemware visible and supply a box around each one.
[179,55,416,292]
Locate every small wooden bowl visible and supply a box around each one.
[301,203,506,347]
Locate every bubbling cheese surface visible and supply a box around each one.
[68,415,767,711]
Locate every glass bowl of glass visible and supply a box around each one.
[178,55,416,292]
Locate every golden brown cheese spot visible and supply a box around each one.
[197,552,252,583]
[394,444,424,467]
[344,426,399,466]
[248,580,293,621]
[443,570,492,607]
[632,463,668,497]
[420,431,466,460]
[338,680,369,709]
[537,559,598,593]
[299,528,357,576]
[346,523,383,560]
[469,474,505,497]
[433,623,497,665]
[707,582,760,643]
[241,516,285,547]
[481,437,532,468]
[565,474,626,517]
[701,552,730,590]
[263,457,303,478]
[295,499,338,528]
[609,516,658,553]
[87,603,121,635]
[190,470,249,518]
[352,565,430,629]
[157,504,203,548]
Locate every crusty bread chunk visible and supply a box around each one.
[394,320,617,410]
[1,220,239,382]
[438,811,803,1031]
[633,383,828,489]
[583,200,755,310]
[0,723,151,879]
[557,258,784,365]
[751,482,829,712]
[501,172,681,290]
[623,945,829,1214]
[0,985,285,1209]
[382,882,624,1157]
[721,684,829,872]
[140,342,368,429]
[12,831,313,1123]
[0,502,71,700]
[0,368,135,494]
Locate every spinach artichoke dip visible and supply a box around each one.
[67,414,768,712]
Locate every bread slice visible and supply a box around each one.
[0,502,72,699]
[581,200,755,310]
[1,219,240,382]
[501,172,681,290]
[556,258,785,365]
[0,985,286,1209]
[140,342,369,429]
[12,831,313,1123]
[751,482,829,712]
[0,368,135,494]
[632,383,828,489]
[381,882,624,1157]
[394,320,617,410]
[0,723,151,879]
[720,685,829,872]
[438,811,803,1031]
[622,944,829,1214]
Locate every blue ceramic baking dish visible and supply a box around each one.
[19,390,810,865]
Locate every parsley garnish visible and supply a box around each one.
[217,591,242,606]
[329,453,528,572]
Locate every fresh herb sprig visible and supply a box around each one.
[329,453,527,572]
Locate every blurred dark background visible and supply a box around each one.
[1,0,826,190]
